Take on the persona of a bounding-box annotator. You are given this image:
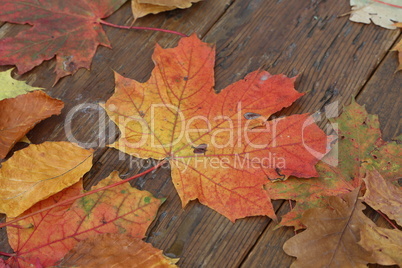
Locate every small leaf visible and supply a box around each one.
[58,233,178,267]
[0,142,93,217]
[131,0,201,19]
[359,224,402,266]
[0,91,64,158]
[0,69,42,101]
[362,170,402,226]
[6,171,164,267]
[283,189,377,268]
[392,23,402,71]
[349,0,402,29]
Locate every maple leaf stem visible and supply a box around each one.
[370,0,402,8]
[0,159,168,229]
[376,210,400,230]
[0,251,14,257]
[100,20,187,37]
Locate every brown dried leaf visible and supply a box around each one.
[131,0,201,19]
[359,224,402,266]
[283,189,377,268]
[362,170,402,226]
[0,91,64,158]
[58,233,178,267]
[139,0,201,8]
[393,23,402,71]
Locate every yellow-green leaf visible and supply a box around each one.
[0,68,42,101]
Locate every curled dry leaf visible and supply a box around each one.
[0,69,42,101]
[267,100,402,229]
[0,142,93,217]
[0,91,64,159]
[393,23,402,71]
[349,0,402,29]
[5,171,164,268]
[140,0,200,7]
[132,0,201,19]
[0,0,127,83]
[359,224,402,266]
[59,233,178,267]
[283,189,387,268]
[362,170,402,226]
[103,34,329,222]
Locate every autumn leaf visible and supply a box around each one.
[5,171,164,268]
[266,100,401,229]
[131,0,201,19]
[359,224,402,266]
[140,0,200,7]
[0,0,126,83]
[0,69,42,101]
[393,22,402,71]
[0,142,93,217]
[283,189,396,268]
[103,34,329,222]
[0,91,64,159]
[349,0,402,29]
[361,170,402,226]
[0,259,10,268]
[58,233,178,267]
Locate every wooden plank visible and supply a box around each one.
[241,37,402,268]
[356,40,402,141]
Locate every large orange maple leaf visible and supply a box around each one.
[104,34,329,221]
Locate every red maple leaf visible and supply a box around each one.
[0,0,126,83]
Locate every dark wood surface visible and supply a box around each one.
[0,0,401,267]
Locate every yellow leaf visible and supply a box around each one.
[0,142,93,217]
